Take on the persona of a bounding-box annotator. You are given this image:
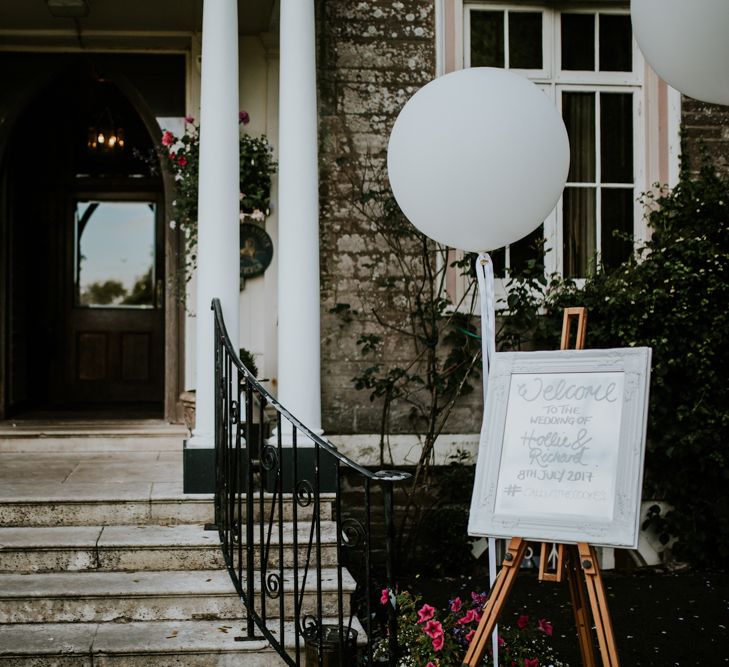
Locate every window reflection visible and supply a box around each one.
[75,200,156,308]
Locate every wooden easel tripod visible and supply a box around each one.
[462,308,620,667]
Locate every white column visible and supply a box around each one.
[277,0,322,436]
[189,0,240,447]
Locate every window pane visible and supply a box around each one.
[76,201,156,308]
[471,11,505,68]
[561,13,595,70]
[509,224,544,275]
[599,14,632,72]
[563,92,596,183]
[509,12,542,69]
[601,93,633,183]
[563,187,596,278]
[601,188,634,269]
[491,247,506,279]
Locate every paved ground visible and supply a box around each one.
[0,420,192,500]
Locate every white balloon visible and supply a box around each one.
[632,0,729,106]
[387,67,570,253]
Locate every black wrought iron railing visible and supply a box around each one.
[212,298,410,666]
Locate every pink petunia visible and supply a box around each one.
[450,597,462,613]
[184,115,194,124]
[426,663,437,667]
[176,156,188,167]
[239,110,250,125]
[517,614,530,629]
[380,588,389,605]
[432,634,445,652]
[457,609,479,625]
[465,630,476,643]
[423,620,443,639]
[537,618,553,636]
[524,659,539,667]
[417,604,436,624]
[161,130,175,147]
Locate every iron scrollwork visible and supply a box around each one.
[340,517,366,549]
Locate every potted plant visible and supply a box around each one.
[156,110,277,285]
[179,347,260,434]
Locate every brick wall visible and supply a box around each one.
[681,97,729,175]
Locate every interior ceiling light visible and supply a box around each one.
[46,0,90,18]
[88,107,125,153]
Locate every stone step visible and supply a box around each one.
[0,617,365,666]
[0,523,339,573]
[0,568,355,623]
[0,493,334,527]
[0,496,213,528]
[0,421,188,453]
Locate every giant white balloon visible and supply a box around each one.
[632,0,729,106]
[387,67,570,252]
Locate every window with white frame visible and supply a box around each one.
[461,3,644,280]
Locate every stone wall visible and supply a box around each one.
[317,0,457,435]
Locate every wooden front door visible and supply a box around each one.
[58,194,165,405]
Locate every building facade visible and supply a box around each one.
[0,0,724,462]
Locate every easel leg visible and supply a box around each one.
[566,545,598,667]
[462,537,527,667]
[578,543,620,667]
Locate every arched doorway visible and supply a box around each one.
[2,67,167,417]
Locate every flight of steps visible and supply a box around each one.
[0,425,359,666]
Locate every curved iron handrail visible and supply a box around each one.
[212,299,409,485]
[212,298,409,666]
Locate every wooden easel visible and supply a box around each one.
[462,307,620,667]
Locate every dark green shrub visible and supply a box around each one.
[502,160,729,566]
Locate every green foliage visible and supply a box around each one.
[373,589,568,666]
[154,115,276,287]
[409,451,477,576]
[501,159,729,567]
[80,279,126,305]
[333,158,483,572]
[338,161,482,467]
[238,347,259,378]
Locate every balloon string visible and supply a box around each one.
[476,253,496,399]
[476,251,499,665]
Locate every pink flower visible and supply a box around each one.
[516,614,530,629]
[417,604,436,624]
[524,659,539,667]
[161,130,175,147]
[432,634,445,652]
[537,618,553,636]
[426,663,437,667]
[239,110,250,125]
[450,597,462,612]
[184,115,194,124]
[498,635,505,646]
[457,609,479,625]
[465,629,476,643]
[423,620,443,639]
[168,151,176,160]
[177,156,188,167]
[380,588,389,605]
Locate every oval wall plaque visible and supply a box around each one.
[239,222,273,280]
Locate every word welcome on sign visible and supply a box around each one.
[468,347,651,548]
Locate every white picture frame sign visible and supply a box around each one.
[468,347,652,548]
